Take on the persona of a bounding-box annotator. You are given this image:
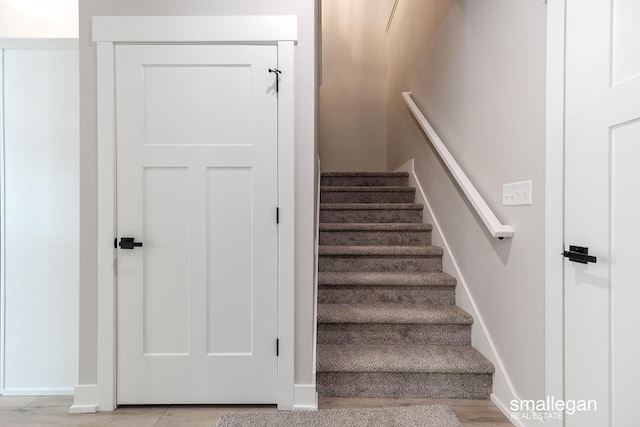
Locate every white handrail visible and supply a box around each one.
[402,92,514,239]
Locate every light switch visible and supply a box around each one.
[503,180,532,206]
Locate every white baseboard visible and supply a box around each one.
[395,159,531,426]
[1,387,73,395]
[69,384,98,413]
[491,394,546,427]
[69,383,316,413]
[293,384,318,410]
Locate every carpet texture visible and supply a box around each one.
[316,172,494,399]
[216,405,462,427]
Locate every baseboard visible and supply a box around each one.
[293,384,318,410]
[491,394,546,427]
[1,387,73,395]
[312,155,321,380]
[492,394,523,427]
[395,159,527,426]
[69,384,98,413]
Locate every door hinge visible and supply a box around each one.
[276,207,280,224]
[269,68,282,93]
[276,338,279,356]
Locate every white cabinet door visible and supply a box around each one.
[115,45,278,404]
[565,1,640,425]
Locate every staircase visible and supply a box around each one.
[316,172,494,399]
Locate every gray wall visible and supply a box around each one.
[387,0,547,403]
[319,0,392,171]
[78,0,317,389]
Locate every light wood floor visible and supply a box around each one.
[0,395,513,426]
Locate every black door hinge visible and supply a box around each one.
[276,207,280,224]
[276,338,279,356]
[269,68,282,93]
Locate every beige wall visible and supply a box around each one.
[387,0,547,405]
[319,0,393,171]
[78,0,317,391]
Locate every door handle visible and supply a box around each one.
[562,245,596,264]
[118,237,143,250]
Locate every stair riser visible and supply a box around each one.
[321,191,415,204]
[320,230,431,246]
[321,176,409,187]
[317,285,455,305]
[317,324,471,346]
[317,372,492,399]
[320,210,423,223]
[319,255,442,273]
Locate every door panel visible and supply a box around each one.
[115,45,278,404]
[143,167,190,355]
[206,167,254,355]
[143,65,252,146]
[610,120,640,425]
[2,48,79,393]
[565,1,640,425]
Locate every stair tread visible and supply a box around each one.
[322,172,409,177]
[318,271,456,287]
[319,245,443,256]
[317,344,495,374]
[320,203,423,210]
[320,223,432,231]
[318,303,473,324]
[321,186,415,193]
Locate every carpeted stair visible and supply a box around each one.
[316,172,494,399]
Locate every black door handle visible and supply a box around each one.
[562,245,596,264]
[118,237,143,250]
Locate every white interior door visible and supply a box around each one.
[115,44,279,404]
[565,1,640,425]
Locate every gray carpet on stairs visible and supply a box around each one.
[319,271,456,286]
[316,171,494,399]
[318,303,473,324]
[216,405,462,427]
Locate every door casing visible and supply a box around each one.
[90,16,297,412]
[544,1,565,427]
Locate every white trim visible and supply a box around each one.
[89,16,297,412]
[401,92,514,239]
[70,385,98,413]
[92,16,297,43]
[2,387,73,395]
[0,47,5,396]
[544,1,566,426]
[276,39,296,411]
[293,384,318,410]
[69,405,98,414]
[395,159,527,425]
[95,41,117,412]
[0,38,78,50]
[491,394,533,427]
[312,156,321,383]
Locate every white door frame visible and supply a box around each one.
[545,1,565,425]
[91,16,297,411]
[532,1,605,424]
